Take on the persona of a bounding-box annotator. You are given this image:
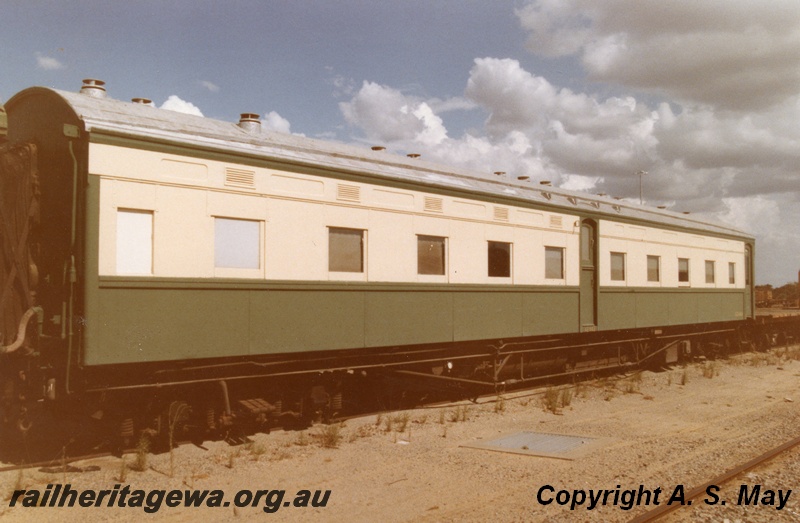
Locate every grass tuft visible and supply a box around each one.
[316,422,344,448]
[702,361,719,379]
[117,458,128,483]
[130,432,152,472]
[560,388,573,407]
[294,431,310,447]
[393,412,411,433]
[543,387,561,413]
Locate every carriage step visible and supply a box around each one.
[238,398,277,415]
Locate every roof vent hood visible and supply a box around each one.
[131,97,153,106]
[80,79,107,98]
[238,113,261,133]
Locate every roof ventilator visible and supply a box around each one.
[238,113,261,133]
[131,98,153,106]
[80,79,106,98]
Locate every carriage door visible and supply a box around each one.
[580,219,598,331]
[744,244,753,318]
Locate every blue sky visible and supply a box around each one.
[3,1,800,285]
[2,1,546,134]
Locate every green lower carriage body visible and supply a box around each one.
[84,280,746,366]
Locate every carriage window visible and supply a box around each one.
[215,217,260,269]
[417,235,446,275]
[610,252,626,281]
[580,222,595,266]
[647,255,660,282]
[488,241,511,277]
[678,258,690,283]
[745,246,751,286]
[117,209,153,274]
[705,260,715,284]
[545,246,564,279]
[329,227,364,273]
[729,262,735,284]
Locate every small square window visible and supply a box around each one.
[729,262,736,284]
[610,252,626,281]
[488,241,511,277]
[329,227,364,273]
[678,258,690,283]
[705,260,715,284]
[647,255,660,282]
[417,235,446,275]
[215,217,260,269]
[545,246,564,279]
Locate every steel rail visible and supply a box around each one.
[629,434,800,523]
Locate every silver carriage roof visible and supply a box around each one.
[13,85,752,241]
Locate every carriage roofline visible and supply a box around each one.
[8,86,753,241]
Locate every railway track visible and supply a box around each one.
[630,434,800,522]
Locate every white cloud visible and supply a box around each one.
[200,80,220,93]
[411,103,447,146]
[330,74,357,97]
[35,52,65,70]
[339,81,451,145]
[159,95,203,117]
[716,194,800,285]
[560,174,602,192]
[261,111,292,134]
[516,1,800,110]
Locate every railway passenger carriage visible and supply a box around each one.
[0,80,756,448]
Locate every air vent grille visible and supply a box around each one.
[549,216,563,229]
[493,206,509,222]
[225,168,255,189]
[424,196,443,213]
[336,184,361,202]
